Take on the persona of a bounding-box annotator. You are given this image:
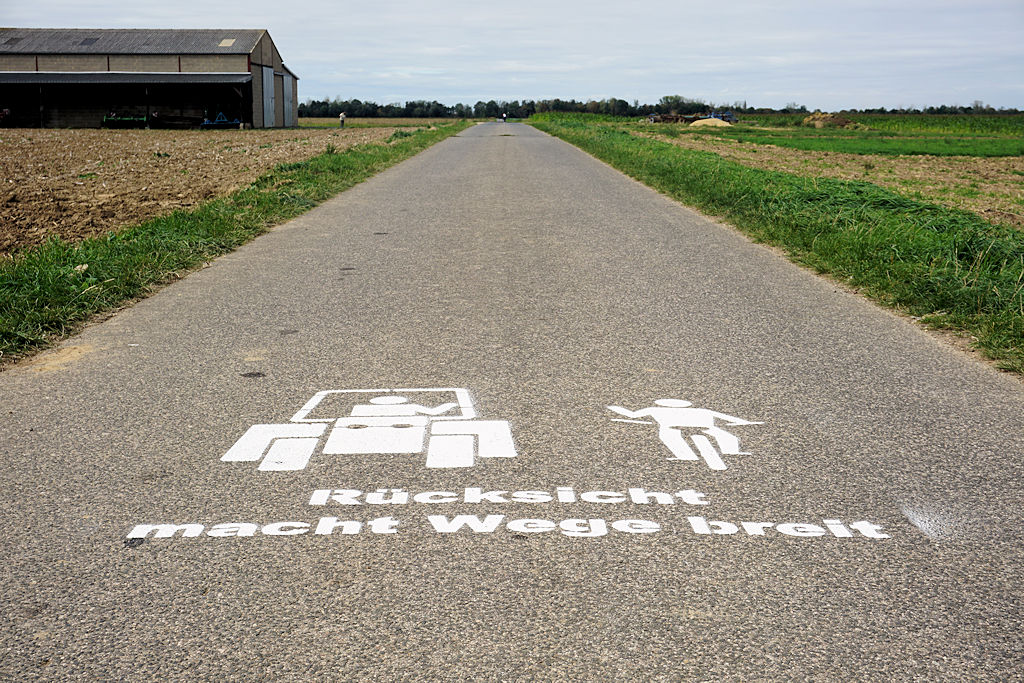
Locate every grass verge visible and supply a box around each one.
[0,120,471,364]
[530,116,1024,374]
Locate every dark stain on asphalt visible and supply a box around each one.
[124,538,145,549]
[241,371,266,378]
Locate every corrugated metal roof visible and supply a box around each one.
[0,71,253,85]
[0,28,266,55]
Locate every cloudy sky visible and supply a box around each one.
[4,0,1023,110]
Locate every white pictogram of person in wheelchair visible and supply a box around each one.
[222,388,515,471]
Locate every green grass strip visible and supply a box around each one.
[0,121,472,362]
[531,117,1024,374]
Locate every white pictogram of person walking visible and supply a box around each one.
[607,399,762,471]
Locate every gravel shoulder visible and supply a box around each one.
[0,127,395,257]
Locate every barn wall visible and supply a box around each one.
[38,55,107,71]
[2,54,249,73]
[43,102,107,127]
[292,77,298,125]
[0,55,36,70]
[254,33,280,71]
[38,85,125,127]
[250,61,264,128]
[180,55,247,72]
[109,55,178,71]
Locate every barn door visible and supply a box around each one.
[262,66,275,127]
[282,76,294,127]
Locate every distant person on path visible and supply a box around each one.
[502,113,507,123]
[339,112,346,128]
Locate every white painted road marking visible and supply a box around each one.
[608,399,762,470]
[291,388,477,422]
[221,423,329,470]
[222,388,516,470]
[325,416,432,455]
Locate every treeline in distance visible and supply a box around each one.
[299,96,1021,118]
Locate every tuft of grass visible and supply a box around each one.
[530,116,1024,373]
[388,129,416,142]
[0,121,472,363]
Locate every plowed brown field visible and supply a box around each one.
[0,126,396,258]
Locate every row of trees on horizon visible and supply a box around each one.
[299,96,1021,118]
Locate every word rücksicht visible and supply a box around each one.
[308,487,710,506]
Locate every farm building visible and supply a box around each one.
[0,28,298,128]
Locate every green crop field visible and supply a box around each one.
[741,113,1024,135]
[637,118,1024,157]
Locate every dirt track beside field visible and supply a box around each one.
[0,126,395,257]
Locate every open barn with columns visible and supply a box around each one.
[0,28,298,128]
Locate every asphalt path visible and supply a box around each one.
[2,122,1023,680]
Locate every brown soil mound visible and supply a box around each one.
[803,112,855,129]
[689,117,731,127]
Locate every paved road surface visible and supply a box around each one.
[2,123,1023,680]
